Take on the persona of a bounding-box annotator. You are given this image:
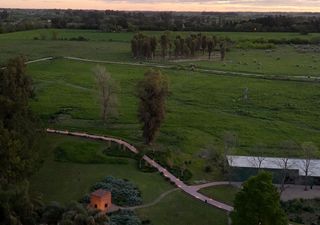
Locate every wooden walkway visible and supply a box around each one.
[46,128,234,212]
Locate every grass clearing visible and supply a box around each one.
[30,134,172,204]
[136,190,228,225]
[199,185,239,206]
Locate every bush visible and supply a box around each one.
[89,176,142,207]
[110,210,141,225]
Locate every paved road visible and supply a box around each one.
[46,128,234,212]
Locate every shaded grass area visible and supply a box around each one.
[30,134,172,204]
[54,139,129,164]
[28,59,320,180]
[199,185,239,206]
[136,190,228,225]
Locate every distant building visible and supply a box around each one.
[90,189,112,212]
[227,155,320,185]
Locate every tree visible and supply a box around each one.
[231,172,288,225]
[0,57,42,225]
[201,35,207,55]
[131,38,138,58]
[249,143,267,170]
[207,39,213,59]
[93,65,118,122]
[0,56,40,187]
[142,38,152,59]
[276,140,297,194]
[220,41,226,61]
[300,142,318,191]
[223,131,237,183]
[174,37,181,58]
[150,36,157,59]
[137,70,169,145]
[160,34,169,59]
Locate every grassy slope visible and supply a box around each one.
[31,134,172,204]
[200,185,239,206]
[136,190,228,225]
[28,59,320,181]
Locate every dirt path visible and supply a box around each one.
[46,128,234,212]
[119,188,179,210]
[3,56,318,83]
[63,56,320,83]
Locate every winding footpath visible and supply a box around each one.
[46,128,234,212]
[3,56,318,83]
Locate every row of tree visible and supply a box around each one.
[131,32,227,60]
[2,9,320,34]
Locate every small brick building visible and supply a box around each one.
[89,189,112,212]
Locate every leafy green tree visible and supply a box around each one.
[131,38,138,58]
[207,39,214,59]
[137,70,169,145]
[0,56,42,225]
[220,41,226,61]
[150,36,157,59]
[231,172,288,225]
[0,56,40,187]
[174,36,181,57]
[160,34,169,59]
[201,35,207,54]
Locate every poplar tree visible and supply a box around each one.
[137,70,169,145]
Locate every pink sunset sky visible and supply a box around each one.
[1,0,320,12]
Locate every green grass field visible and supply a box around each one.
[136,190,228,225]
[3,28,318,225]
[1,29,319,77]
[200,185,239,206]
[30,134,173,204]
[27,58,320,181]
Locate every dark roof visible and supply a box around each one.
[91,189,111,198]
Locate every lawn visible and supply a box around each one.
[199,185,239,206]
[30,134,229,225]
[30,134,173,204]
[136,190,228,225]
[27,58,320,181]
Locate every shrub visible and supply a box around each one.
[110,210,141,225]
[89,176,142,207]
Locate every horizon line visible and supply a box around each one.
[1,7,320,14]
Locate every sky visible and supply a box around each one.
[1,0,320,12]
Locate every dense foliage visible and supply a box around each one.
[282,198,320,225]
[231,172,288,225]
[40,202,109,225]
[0,57,42,224]
[131,32,227,60]
[137,70,169,144]
[1,9,320,33]
[110,210,141,225]
[89,176,142,207]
